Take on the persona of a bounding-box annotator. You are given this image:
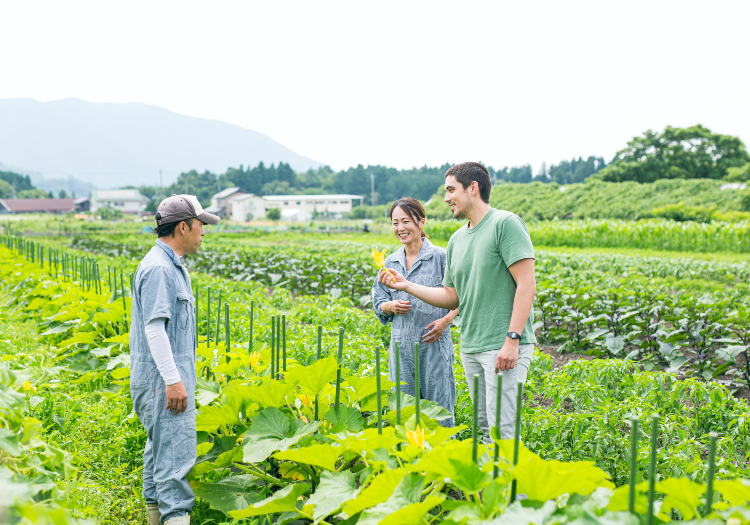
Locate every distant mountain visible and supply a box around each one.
[0,98,322,188]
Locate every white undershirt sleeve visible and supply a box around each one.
[144,317,182,385]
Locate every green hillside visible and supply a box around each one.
[424,178,750,221]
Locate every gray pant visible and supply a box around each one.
[460,344,534,444]
[131,360,197,522]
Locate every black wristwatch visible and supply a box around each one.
[506,331,522,340]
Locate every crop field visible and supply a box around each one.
[1,221,750,524]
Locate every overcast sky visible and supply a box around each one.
[1,1,748,172]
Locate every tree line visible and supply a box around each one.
[0,171,75,199]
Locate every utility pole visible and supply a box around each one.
[370,170,376,218]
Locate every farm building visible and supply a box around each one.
[0,198,76,214]
[220,191,364,221]
[89,189,149,214]
[206,187,249,217]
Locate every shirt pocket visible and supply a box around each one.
[175,292,192,333]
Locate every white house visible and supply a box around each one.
[90,190,149,214]
[206,187,248,217]
[222,192,364,221]
[230,194,266,222]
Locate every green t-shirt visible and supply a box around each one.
[443,208,537,352]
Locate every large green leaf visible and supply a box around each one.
[415,440,490,493]
[227,381,298,409]
[306,470,360,524]
[656,477,704,521]
[493,500,558,525]
[273,443,343,471]
[0,428,21,456]
[342,468,408,517]
[242,407,319,463]
[230,482,309,519]
[190,474,262,514]
[385,392,452,423]
[345,375,396,402]
[195,378,222,406]
[325,406,365,433]
[196,403,241,433]
[507,440,613,501]
[715,479,750,506]
[357,473,441,525]
[336,428,402,458]
[287,356,339,396]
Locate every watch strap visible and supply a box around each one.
[506,331,521,340]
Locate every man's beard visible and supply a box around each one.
[452,199,472,220]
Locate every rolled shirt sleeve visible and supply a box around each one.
[371,276,394,326]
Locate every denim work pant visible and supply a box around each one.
[131,361,197,522]
[460,344,534,444]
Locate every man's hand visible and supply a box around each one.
[378,268,409,291]
[165,381,188,414]
[423,317,450,343]
[494,340,519,373]
[381,300,412,316]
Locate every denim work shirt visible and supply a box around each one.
[130,239,197,385]
[372,238,450,338]
[371,237,456,425]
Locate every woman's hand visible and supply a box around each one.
[422,316,451,343]
[381,300,412,316]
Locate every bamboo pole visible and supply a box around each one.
[628,417,639,514]
[376,348,382,434]
[494,372,503,478]
[647,414,659,525]
[510,381,524,502]
[472,374,479,463]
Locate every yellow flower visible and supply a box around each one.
[23,381,32,391]
[406,424,425,449]
[249,352,261,368]
[300,395,313,409]
[300,415,309,423]
[371,247,394,280]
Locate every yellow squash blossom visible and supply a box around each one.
[23,381,32,391]
[406,424,425,449]
[249,352,261,368]
[371,247,395,280]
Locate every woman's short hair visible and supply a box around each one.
[390,197,428,238]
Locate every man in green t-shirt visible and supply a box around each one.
[378,162,536,442]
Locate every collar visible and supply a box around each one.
[155,239,184,268]
[394,237,434,272]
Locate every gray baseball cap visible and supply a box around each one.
[156,194,220,226]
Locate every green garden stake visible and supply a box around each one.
[414,342,420,427]
[282,314,286,372]
[248,301,254,354]
[395,341,402,451]
[628,416,639,514]
[317,325,322,360]
[120,269,128,332]
[206,286,212,344]
[510,381,524,503]
[647,414,659,525]
[472,374,480,463]
[276,316,281,379]
[225,303,230,365]
[271,315,276,377]
[315,325,322,420]
[494,372,503,478]
[108,265,112,292]
[376,349,383,435]
[215,289,223,345]
[705,432,718,516]
[335,327,343,408]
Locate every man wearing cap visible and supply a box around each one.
[130,195,219,525]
